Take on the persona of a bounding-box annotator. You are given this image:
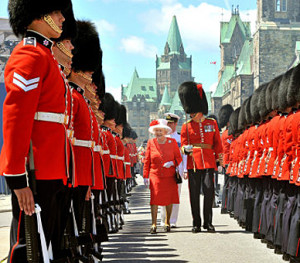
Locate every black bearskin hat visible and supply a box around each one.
[218,104,234,129]
[287,64,300,107]
[93,70,105,101]
[53,2,77,42]
[8,0,71,37]
[102,93,116,121]
[114,101,121,124]
[271,75,283,111]
[130,130,138,140]
[238,101,247,131]
[116,105,127,126]
[228,107,240,136]
[122,123,132,139]
[278,68,294,111]
[245,96,253,125]
[72,20,102,72]
[178,81,208,115]
[258,83,268,119]
[250,86,264,124]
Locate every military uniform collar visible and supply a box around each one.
[101,125,111,132]
[112,131,119,137]
[26,30,53,50]
[69,82,85,95]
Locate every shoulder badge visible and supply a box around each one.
[23,37,36,47]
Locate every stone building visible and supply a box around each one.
[212,0,300,114]
[122,16,211,145]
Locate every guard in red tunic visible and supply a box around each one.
[179,81,223,233]
[0,0,72,261]
[68,20,101,231]
[218,104,234,214]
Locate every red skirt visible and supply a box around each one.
[149,175,179,206]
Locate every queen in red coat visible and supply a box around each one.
[143,119,182,234]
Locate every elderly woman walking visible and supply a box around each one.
[143,119,182,234]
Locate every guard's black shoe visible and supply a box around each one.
[267,241,274,249]
[282,253,290,261]
[274,245,282,254]
[203,224,215,233]
[191,226,201,233]
[290,256,300,263]
[221,208,228,214]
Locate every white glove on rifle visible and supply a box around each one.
[144,178,149,186]
[163,161,174,168]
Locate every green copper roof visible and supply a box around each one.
[160,86,172,106]
[213,65,235,97]
[169,90,184,113]
[220,14,251,44]
[236,40,253,75]
[167,16,183,54]
[122,68,157,102]
[157,57,191,70]
[206,91,212,112]
[296,41,300,53]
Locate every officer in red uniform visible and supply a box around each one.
[0,0,73,261]
[179,81,223,233]
[68,20,101,231]
[218,104,234,214]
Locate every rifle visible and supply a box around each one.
[185,113,196,172]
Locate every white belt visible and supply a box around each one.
[74,139,95,148]
[116,156,124,161]
[110,155,117,159]
[268,147,273,152]
[102,150,110,155]
[124,162,131,166]
[34,112,69,125]
[67,129,74,138]
[94,145,102,152]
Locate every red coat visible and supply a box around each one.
[181,118,223,170]
[290,111,300,185]
[143,138,182,205]
[101,126,117,178]
[124,145,132,179]
[114,134,125,180]
[71,84,94,186]
[0,31,72,189]
[221,129,233,166]
[91,113,104,190]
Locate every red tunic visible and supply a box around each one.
[290,111,300,185]
[143,138,182,206]
[221,129,233,166]
[71,84,94,186]
[258,120,271,176]
[0,32,72,189]
[114,134,125,180]
[181,118,223,170]
[124,145,132,179]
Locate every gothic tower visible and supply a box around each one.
[253,0,300,88]
[156,16,194,103]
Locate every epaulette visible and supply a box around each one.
[23,37,36,47]
[184,119,192,124]
[206,117,215,121]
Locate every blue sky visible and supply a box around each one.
[0,0,257,101]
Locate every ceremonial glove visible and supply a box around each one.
[144,178,149,186]
[183,145,193,155]
[163,161,174,168]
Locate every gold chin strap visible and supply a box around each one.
[57,42,73,58]
[77,72,93,82]
[44,15,62,34]
[63,66,71,76]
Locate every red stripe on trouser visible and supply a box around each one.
[296,238,300,257]
[10,211,22,263]
[258,218,261,232]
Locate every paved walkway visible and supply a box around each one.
[0,176,285,262]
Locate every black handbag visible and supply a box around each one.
[175,171,182,184]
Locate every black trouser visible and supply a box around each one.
[72,185,89,232]
[221,173,230,210]
[227,177,238,212]
[259,177,272,236]
[106,177,116,203]
[188,169,214,227]
[8,180,68,263]
[251,178,263,233]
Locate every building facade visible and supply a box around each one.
[212,0,300,115]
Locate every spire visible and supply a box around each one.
[166,15,184,54]
[160,85,172,106]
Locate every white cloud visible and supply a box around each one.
[120,36,158,58]
[94,19,116,35]
[141,2,257,53]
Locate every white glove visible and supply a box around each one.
[144,178,149,186]
[218,166,223,173]
[163,161,174,168]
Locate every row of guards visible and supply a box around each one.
[0,0,139,262]
[219,63,300,263]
